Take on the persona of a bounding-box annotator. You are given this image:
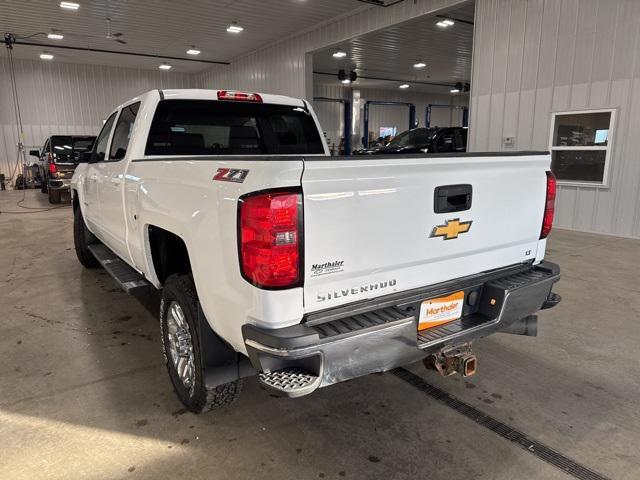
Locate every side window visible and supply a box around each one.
[434,129,455,153]
[109,102,140,161]
[42,139,50,157]
[454,129,467,151]
[94,112,118,162]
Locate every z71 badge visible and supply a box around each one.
[213,168,249,183]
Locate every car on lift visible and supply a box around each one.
[30,135,96,203]
[356,126,468,155]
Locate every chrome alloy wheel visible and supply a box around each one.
[166,301,196,390]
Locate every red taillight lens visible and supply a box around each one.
[218,90,263,102]
[540,171,556,239]
[49,162,57,174]
[239,190,302,289]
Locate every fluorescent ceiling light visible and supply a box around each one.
[413,61,426,69]
[159,63,172,70]
[436,19,455,27]
[332,49,347,58]
[341,79,351,84]
[186,48,200,55]
[48,32,64,40]
[40,53,54,60]
[399,84,410,89]
[60,2,80,10]
[450,88,460,93]
[227,22,243,33]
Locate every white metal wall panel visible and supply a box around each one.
[0,58,194,183]
[470,0,640,237]
[195,0,468,99]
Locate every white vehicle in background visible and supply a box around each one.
[71,89,561,413]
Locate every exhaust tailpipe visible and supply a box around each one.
[424,343,477,378]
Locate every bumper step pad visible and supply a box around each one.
[258,368,320,398]
[88,244,152,295]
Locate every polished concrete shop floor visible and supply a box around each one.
[1,190,639,480]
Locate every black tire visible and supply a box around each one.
[73,207,100,269]
[48,188,61,204]
[160,273,243,413]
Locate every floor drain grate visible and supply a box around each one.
[392,368,611,480]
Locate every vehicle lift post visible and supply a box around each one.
[363,100,416,148]
[425,104,469,128]
[313,97,352,155]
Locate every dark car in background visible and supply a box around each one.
[356,127,468,155]
[30,135,96,203]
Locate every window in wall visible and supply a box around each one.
[549,109,616,186]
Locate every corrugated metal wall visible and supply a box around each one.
[313,83,468,149]
[195,0,467,98]
[0,58,194,182]
[470,0,640,237]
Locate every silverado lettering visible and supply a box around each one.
[316,279,397,302]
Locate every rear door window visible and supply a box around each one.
[109,102,140,161]
[145,100,324,156]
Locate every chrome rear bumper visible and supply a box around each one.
[243,261,560,397]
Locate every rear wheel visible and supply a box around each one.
[160,273,243,413]
[48,188,61,204]
[73,207,100,269]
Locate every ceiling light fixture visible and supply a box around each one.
[226,22,244,33]
[399,84,410,89]
[450,88,460,93]
[436,19,455,28]
[450,82,466,94]
[47,31,64,40]
[341,79,351,84]
[413,61,426,69]
[332,49,347,58]
[186,47,201,55]
[60,1,80,10]
[159,63,172,70]
[40,52,54,60]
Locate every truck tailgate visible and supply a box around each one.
[301,153,550,312]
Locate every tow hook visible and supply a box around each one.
[424,343,477,377]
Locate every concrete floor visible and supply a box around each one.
[1,189,639,480]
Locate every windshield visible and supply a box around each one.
[51,136,96,163]
[388,128,436,148]
[145,100,325,156]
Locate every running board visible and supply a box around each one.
[88,244,152,295]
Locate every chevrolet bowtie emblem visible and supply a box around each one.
[430,218,472,240]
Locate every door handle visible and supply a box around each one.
[434,184,472,213]
[89,174,98,182]
[110,176,122,185]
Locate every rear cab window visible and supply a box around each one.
[145,100,324,156]
[51,136,95,163]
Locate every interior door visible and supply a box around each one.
[97,102,140,262]
[83,112,117,233]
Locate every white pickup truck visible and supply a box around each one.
[71,89,561,413]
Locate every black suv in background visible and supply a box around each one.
[30,135,96,203]
[356,127,468,155]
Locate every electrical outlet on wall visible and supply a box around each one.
[503,136,515,147]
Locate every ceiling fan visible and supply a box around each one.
[105,18,126,44]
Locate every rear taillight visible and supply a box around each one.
[218,90,263,102]
[540,171,556,239]
[239,190,302,289]
[49,162,57,174]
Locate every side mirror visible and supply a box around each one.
[29,149,40,157]
[78,152,93,163]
